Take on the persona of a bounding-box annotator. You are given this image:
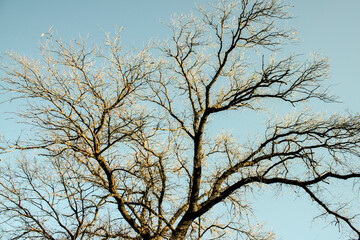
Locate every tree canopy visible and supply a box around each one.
[1,0,360,239]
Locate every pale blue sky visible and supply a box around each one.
[0,0,359,239]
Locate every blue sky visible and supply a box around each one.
[0,0,359,239]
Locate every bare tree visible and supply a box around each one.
[1,0,360,239]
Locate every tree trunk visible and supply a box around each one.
[169,218,193,240]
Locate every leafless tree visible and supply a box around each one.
[1,0,360,239]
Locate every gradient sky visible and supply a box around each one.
[0,0,359,239]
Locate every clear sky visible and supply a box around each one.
[0,0,359,239]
